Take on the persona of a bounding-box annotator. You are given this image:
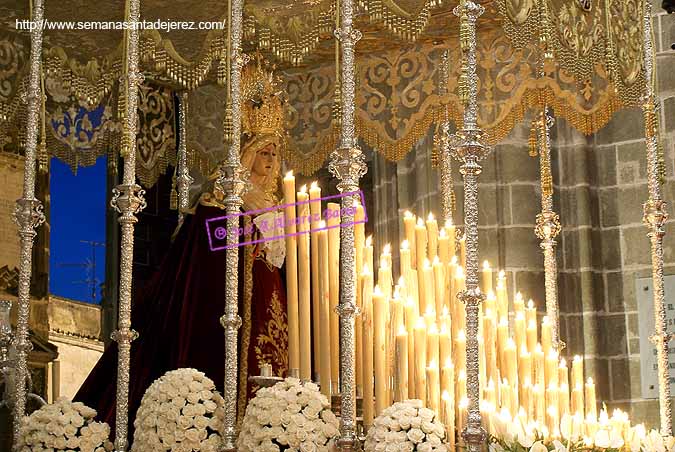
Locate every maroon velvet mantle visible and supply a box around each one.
[75,204,288,439]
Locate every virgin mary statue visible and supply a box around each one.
[75,59,289,434]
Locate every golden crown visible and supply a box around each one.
[241,55,285,139]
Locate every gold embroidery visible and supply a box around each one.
[254,289,289,375]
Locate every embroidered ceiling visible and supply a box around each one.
[0,0,652,179]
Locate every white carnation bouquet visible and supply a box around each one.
[17,397,112,452]
[131,368,225,452]
[237,377,340,452]
[364,399,447,452]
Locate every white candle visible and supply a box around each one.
[296,186,312,380]
[283,171,300,373]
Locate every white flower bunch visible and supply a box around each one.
[489,407,675,452]
[237,377,340,452]
[131,368,225,452]
[17,397,112,452]
[364,399,447,452]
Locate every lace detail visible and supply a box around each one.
[253,210,286,268]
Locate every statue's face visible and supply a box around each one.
[251,142,278,178]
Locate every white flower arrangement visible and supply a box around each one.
[488,407,675,452]
[237,377,340,452]
[17,397,112,452]
[364,399,447,452]
[131,368,225,452]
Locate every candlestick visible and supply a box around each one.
[361,264,375,427]
[403,211,416,268]
[309,182,322,381]
[326,202,341,386]
[282,171,300,373]
[426,213,439,260]
[318,224,332,397]
[373,285,387,415]
[396,327,409,402]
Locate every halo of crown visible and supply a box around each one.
[241,55,285,139]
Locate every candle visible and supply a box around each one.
[484,309,499,390]
[296,186,312,380]
[459,234,466,268]
[326,202,341,386]
[396,327,409,402]
[441,358,454,404]
[379,252,393,301]
[283,171,300,373]
[426,213,438,260]
[585,378,597,420]
[526,319,538,355]
[481,260,492,295]
[514,291,525,316]
[526,299,537,327]
[500,379,511,413]
[457,370,467,412]
[519,347,532,396]
[455,330,466,377]
[545,350,559,392]
[355,202,366,390]
[534,383,545,425]
[454,266,466,332]
[361,265,375,427]
[400,240,412,290]
[405,297,417,399]
[415,217,427,272]
[442,390,456,450]
[438,228,450,265]
[505,338,518,412]
[534,344,545,410]
[373,285,387,415]
[439,323,452,372]
[422,259,435,317]
[496,271,507,322]
[559,359,570,416]
[318,225,332,397]
[427,323,440,369]
[414,317,427,401]
[541,316,552,355]
[496,318,508,373]
[514,311,526,357]
[572,383,584,416]
[426,360,440,414]
[433,257,445,321]
[309,182,322,380]
[458,398,469,443]
[403,211,416,267]
[572,356,584,394]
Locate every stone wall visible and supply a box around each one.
[0,153,24,269]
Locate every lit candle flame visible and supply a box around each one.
[366,236,373,247]
[445,219,453,228]
[483,260,490,270]
[428,212,435,221]
[417,218,425,227]
[299,184,307,193]
[310,181,318,190]
[439,228,447,238]
[373,285,382,296]
[401,239,409,250]
[383,243,391,254]
[285,170,294,178]
[319,220,326,228]
[404,210,413,218]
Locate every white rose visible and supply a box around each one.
[421,420,436,434]
[410,417,422,429]
[406,428,425,444]
[398,415,411,430]
[418,407,435,422]
[418,443,433,452]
